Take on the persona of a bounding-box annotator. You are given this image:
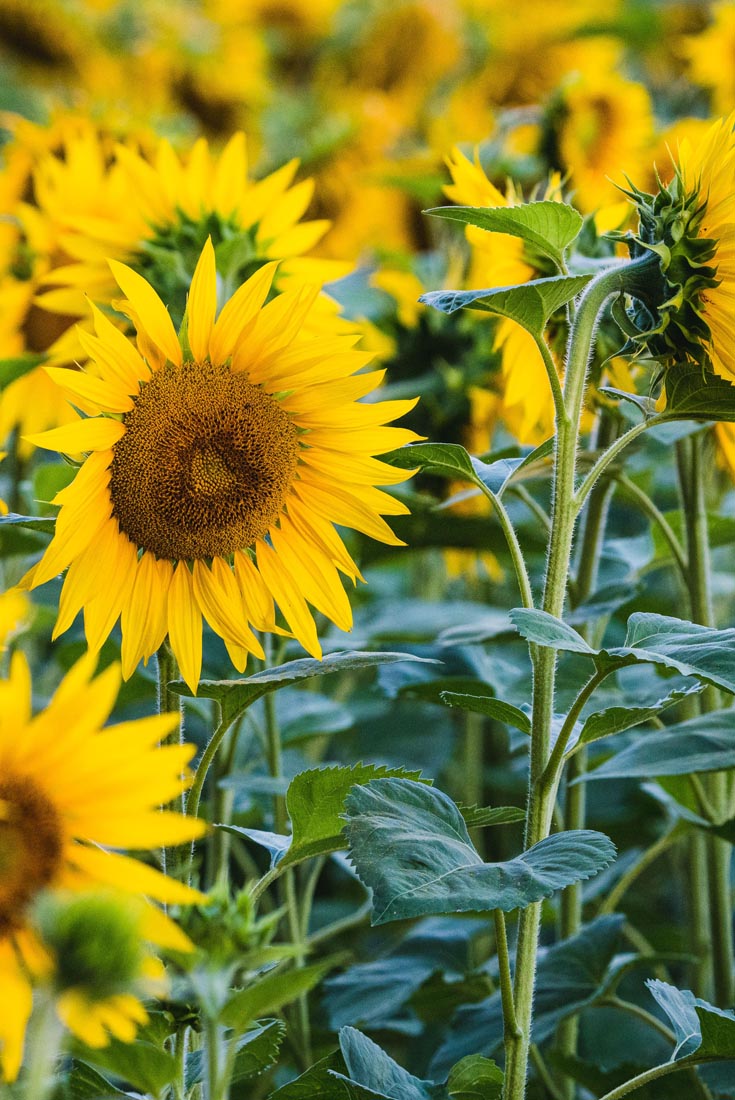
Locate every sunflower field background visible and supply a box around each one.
[5,1,735,1098]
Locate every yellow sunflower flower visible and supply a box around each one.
[34,130,346,329]
[25,241,418,692]
[0,650,206,1080]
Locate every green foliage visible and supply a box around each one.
[81,1040,178,1097]
[221,957,342,1030]
[439,691,530,734]
[63,1060,130,1099]
[663,361,735,422]
[576,683,703,747]
[648,980,735,1061]
[420,274,592,338]
[172,651,439,726]
[0,353,45,389]
[585,710,735,779]
[344,778,615,923]
[423,200,584,270]
[446,1056,504,1100]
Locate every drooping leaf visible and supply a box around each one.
[663,361,735,423]
[647,980,735,1061]
[446,1055,504,1100]
[420,275,592,338]
[339,1027,444,1100]
[584,710,735,780]
[440,691,531,734]
[423,201,584,270]
[431,915,625,1076]
[221,957,342,1031]
[171,651,440,725]
[344,779,615,924]
[576,683,704,748]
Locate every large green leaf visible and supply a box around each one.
[222,957,341,1031]
[225,764,424,870]
[585,711,735,780]
[663,361,735,423]
[84,1040,177,1097]
[185,1019,286,1087]
[647,980,735,1061]
[0,512,56,535]
[510,610,735,695]
[267,1052,348,1099]
[171,651,439,725]
[423,201,584,270]
[381,440,553,500]
[344,779,615,924]
[419,275,592,338]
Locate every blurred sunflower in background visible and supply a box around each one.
[0,650,205,1079]
[25,241,418,691]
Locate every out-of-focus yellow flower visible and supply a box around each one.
[0,651,206,1080]
[550,68,655,212]
[683,2,735,115]
[0,586,30,649]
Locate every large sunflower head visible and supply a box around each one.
[0,651,205,1080]
[621,113,735,380]
[26,241,419,692]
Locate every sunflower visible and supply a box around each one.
[34,130,346,333]
[625,112,735,382]
[25,241,418,692]
[0,650,206,1080]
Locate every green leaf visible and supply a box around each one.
[221,956,342,1030]
[339,1027,443,1100]
[577,683,704,747]
[459,805,526,828]
[187,1019,286,1086]
[0,353,45,390]
[508,608,596,654]
[0,512,56,535]
[64,1060,130,1099]
[647,980,735,1061]
[440,691,531,734]
[663,361,735,423]
[424,200,584,270]
[447,1055,504,1100]
[84,1040,177,1097]
[344,779,615,924]
[171,651,440,725]
[419,274,592,338]
[511,610,735,695]
[379,442,476,482]
[225,764,425,871]
[585,711,735,780]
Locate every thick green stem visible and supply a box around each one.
[677,434,733,1005]
[503,261,643,1100]
[494,910,520,1041]
[21,991,63,1100]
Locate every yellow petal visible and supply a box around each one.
[24,416,125,454]
[233,549,277,630]
[167,563,202,695]
[121,554,172,679]
[44,365,133,415]
[83,521,138,653]
[186,238,216,363]
[256,540,321,657]
[68,843,207,904]
[192,558,264,658]
[109,260,182,367]
[209,261,279,364]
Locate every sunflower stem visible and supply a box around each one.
[21,989,63,1100]
[677,432,733,1006]
[502,260,636,1100]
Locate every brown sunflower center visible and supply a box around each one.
[109,360,300,560]
[0,776,64,938]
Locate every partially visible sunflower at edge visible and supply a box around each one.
[0,651,206,1080]
[622,112,735,485]
[25,240,419,692]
